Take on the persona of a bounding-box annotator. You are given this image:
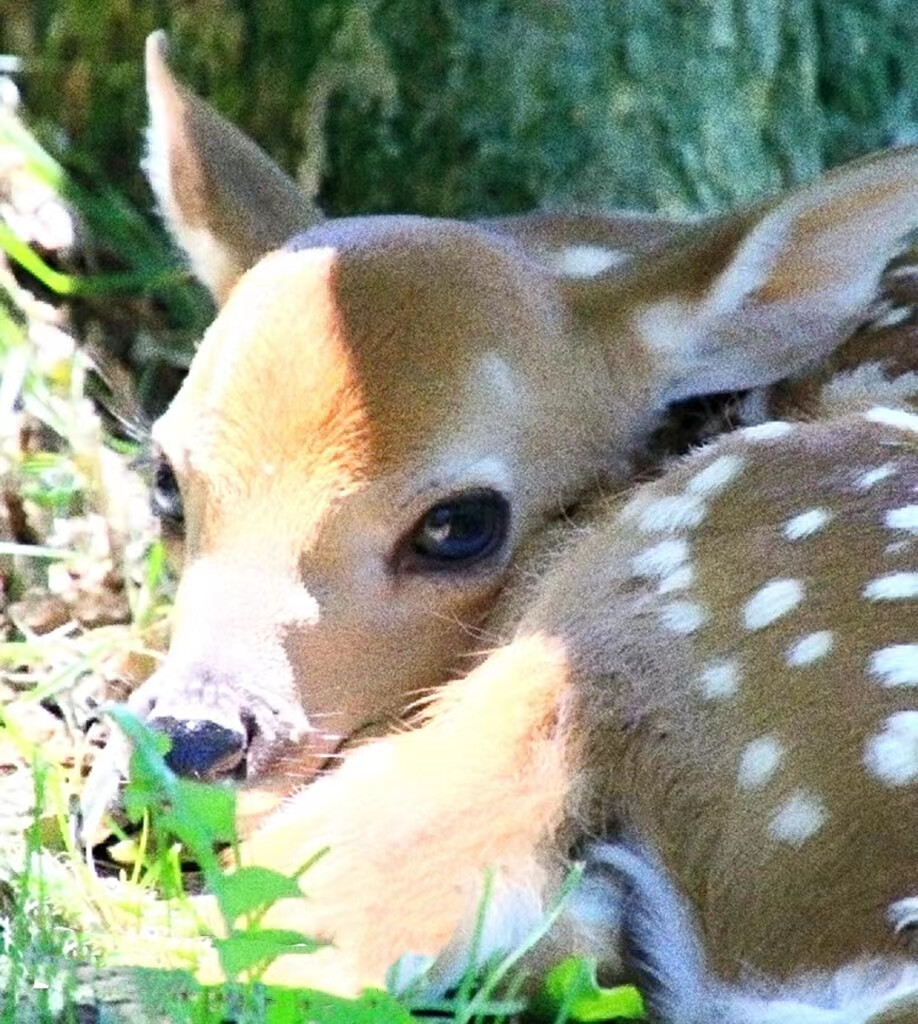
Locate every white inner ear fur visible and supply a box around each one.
[142,106,171,224]
[635,150,918,402]
[144,89,236,301]
[634,216,796,370]
[704,216,791,318]
[174,224,240,302]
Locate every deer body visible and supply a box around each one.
[83,32,918,1022]
[236,406,918,1020]
[555,410,918,980]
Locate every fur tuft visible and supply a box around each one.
[590,841,918,1024]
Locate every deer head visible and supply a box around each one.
[83,33,918,836]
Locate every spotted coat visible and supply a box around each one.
[517,407,918,982]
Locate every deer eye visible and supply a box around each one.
[150,456,184,529]
[399,491,509,572]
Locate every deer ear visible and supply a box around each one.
[144,31,319,305]
[629,146,918,402]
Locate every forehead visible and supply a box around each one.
[154,218,540,482]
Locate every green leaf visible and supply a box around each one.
[109,706,173,770]
[144,541,166,593]
[169,777,238,846]
[536,956,646,1021]
[109,708,235,880]
[115,709,174,823]
[211,866,303,924]
[214,927,326,978]
[260,985,415,1024]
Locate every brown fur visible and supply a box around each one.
[86,33,918,1020]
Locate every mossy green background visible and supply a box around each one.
[4,0,917,220]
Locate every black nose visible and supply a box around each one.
[151,716,247,781]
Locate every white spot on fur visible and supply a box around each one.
[659,600,708,635]
[743,579,804,630]
[699,659,740,699]
[785,630,834,667]
[869,304,913,329]
[865,406,918,434]
[657,565,694,594]
[685,454,746,497]
[869,645,918,687]
[863,572,918,601]
[740,421,794,442]
[634,298,697,356]
[553,245,628,277]
[855,463,897,490]
[768,790,827,846]
[821,361,918,410]
[637,494,707,533]
[888,896,918,937]
[864,712,918,787]
[478,353,521,409]
[631,538,689,578]
[782,508,832,541]
[887,539,913,555]
[737,736,784,790]
[886,505,918,534]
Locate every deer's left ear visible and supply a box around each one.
[623,146,918,402]
[144,31,320,305]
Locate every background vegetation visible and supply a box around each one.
[4,0,917,217]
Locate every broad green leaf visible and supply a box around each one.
[260,985,414,1024]
[211,866,303,924]
[536,956,645,1021]
[170,777,238,846]
[144,541,166,593]
[214,927,325,978]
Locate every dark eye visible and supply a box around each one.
[150,457,184,529]
[401,491,509,571]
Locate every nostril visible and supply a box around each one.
[151,716,247,781]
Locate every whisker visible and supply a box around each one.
[428,608,502,645]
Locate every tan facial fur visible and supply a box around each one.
[145,219,626,780]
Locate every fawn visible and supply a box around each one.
[83,31,918,1021]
